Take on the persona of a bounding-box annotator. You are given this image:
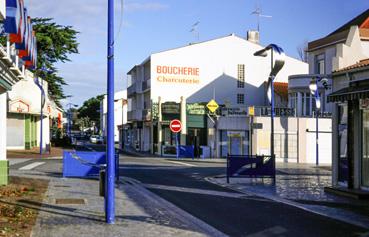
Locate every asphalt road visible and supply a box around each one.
[10,146,369,237]
[118,156,368,237]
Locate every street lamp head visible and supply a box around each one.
[254,44,286,104]
[309,79,317,94]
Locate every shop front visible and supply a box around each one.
[186,103,207,157]
[328,60,369,195]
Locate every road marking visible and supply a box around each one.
[19,162,45,170]
[166,160,196,167]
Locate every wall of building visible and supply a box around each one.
[101,90,128,142]
[252,116,332,164]
[150,35,308,105]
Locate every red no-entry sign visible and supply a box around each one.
[170,119,182,133]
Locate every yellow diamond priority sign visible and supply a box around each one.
[207,99,219,113]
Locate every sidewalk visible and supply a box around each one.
[7,147,65,159]
[24,175,225,237]
[208,162,369,229]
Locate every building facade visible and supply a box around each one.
[6,70,57,151]
[289,9,369,117]
[328,59,369,192]
[127,33,308,157]
[100,90,128,143]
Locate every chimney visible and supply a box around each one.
[247,30,260,44]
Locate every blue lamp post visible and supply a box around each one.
[309,77,327,166]
[254,44,285,162]
[106,0,115,224]
[34,77,45,156]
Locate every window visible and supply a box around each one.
[237,64,245,88]
[237,94,245,104]
[315,53,325,74]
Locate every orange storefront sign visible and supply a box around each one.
[156,65,200,84]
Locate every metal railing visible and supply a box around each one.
[127,83,136,96]
[142,79,151,91]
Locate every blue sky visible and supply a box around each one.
[25,0,369,106]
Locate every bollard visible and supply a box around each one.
[99,169,106,197]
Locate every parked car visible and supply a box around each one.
[90,135,104,144]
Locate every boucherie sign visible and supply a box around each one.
[156,65,200,84]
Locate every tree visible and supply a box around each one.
[75,116,91,132]
[78,95,105,130]
[297,40,308,62]
[32,18,79,106]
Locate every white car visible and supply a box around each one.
[90,135,103,144]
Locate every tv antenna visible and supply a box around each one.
[190,21,200,42]
[251,5,272,32]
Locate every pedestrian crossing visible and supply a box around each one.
[18,162,45,170]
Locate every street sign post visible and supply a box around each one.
[170,119,182,158]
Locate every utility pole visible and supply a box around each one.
[106,0,115,224]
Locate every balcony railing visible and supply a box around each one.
[127,83,136,97]
[253,106,296,117]
[142,109,151,121]
[127,110,136,121]
[142,79,151,92]
[253,106,332,118]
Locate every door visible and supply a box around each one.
[362,110,369,188]
[338,104,349,186]
[229,134,242,155]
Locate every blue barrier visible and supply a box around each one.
[226,155,275,183]
[63,151,120,178]
[178,145,195,159]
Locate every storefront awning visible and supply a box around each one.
[327,86,369,102]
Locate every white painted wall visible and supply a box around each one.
[0,92,7,160]
[102,90,128,142]
[150,35,308,105]
[6,70,54,150]
[252,116,332,164]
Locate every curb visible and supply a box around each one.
[166,158,226,164]
[121,176,227,237]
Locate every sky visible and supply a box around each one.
[24,0,369,107]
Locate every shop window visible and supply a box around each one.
[237,64,245,88]
[237,94,245,104]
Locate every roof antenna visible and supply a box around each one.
[190,21,200,43]
[251,4,272,32]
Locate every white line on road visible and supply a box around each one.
[166,160,196,167]
[19,162,45,170]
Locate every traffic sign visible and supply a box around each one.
[248,106,255,116]
[170,119,182,133]
[207,99,219,113]
[252,123,263,129]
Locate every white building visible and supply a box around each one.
[100,90,128,143]
[7,70,59,151]
[0,1,28,185]
[127,33,308,156]
[289,10,369,117]
[283,9,369,166]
